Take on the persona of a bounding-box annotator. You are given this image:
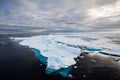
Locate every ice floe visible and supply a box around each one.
[13,33,120,77]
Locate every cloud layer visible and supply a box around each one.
[0,0,120,32]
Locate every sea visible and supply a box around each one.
[0,24,120,80]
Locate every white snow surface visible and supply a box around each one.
[14,35,81,70]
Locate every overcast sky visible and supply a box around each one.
[0,0,120,32]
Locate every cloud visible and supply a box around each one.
[0,0,120,32]
[95,0,118,6]
[0,0,94,24]
[86,1,120,28]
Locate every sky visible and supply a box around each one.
[0,0,120,32]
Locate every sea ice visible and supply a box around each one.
[14,35,81,76]
[13,33,120,77]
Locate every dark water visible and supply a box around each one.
[0,25,120,80]
[0,34,43,80]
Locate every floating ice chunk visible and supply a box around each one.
[13,33,120,76]
[14,35,81,73]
